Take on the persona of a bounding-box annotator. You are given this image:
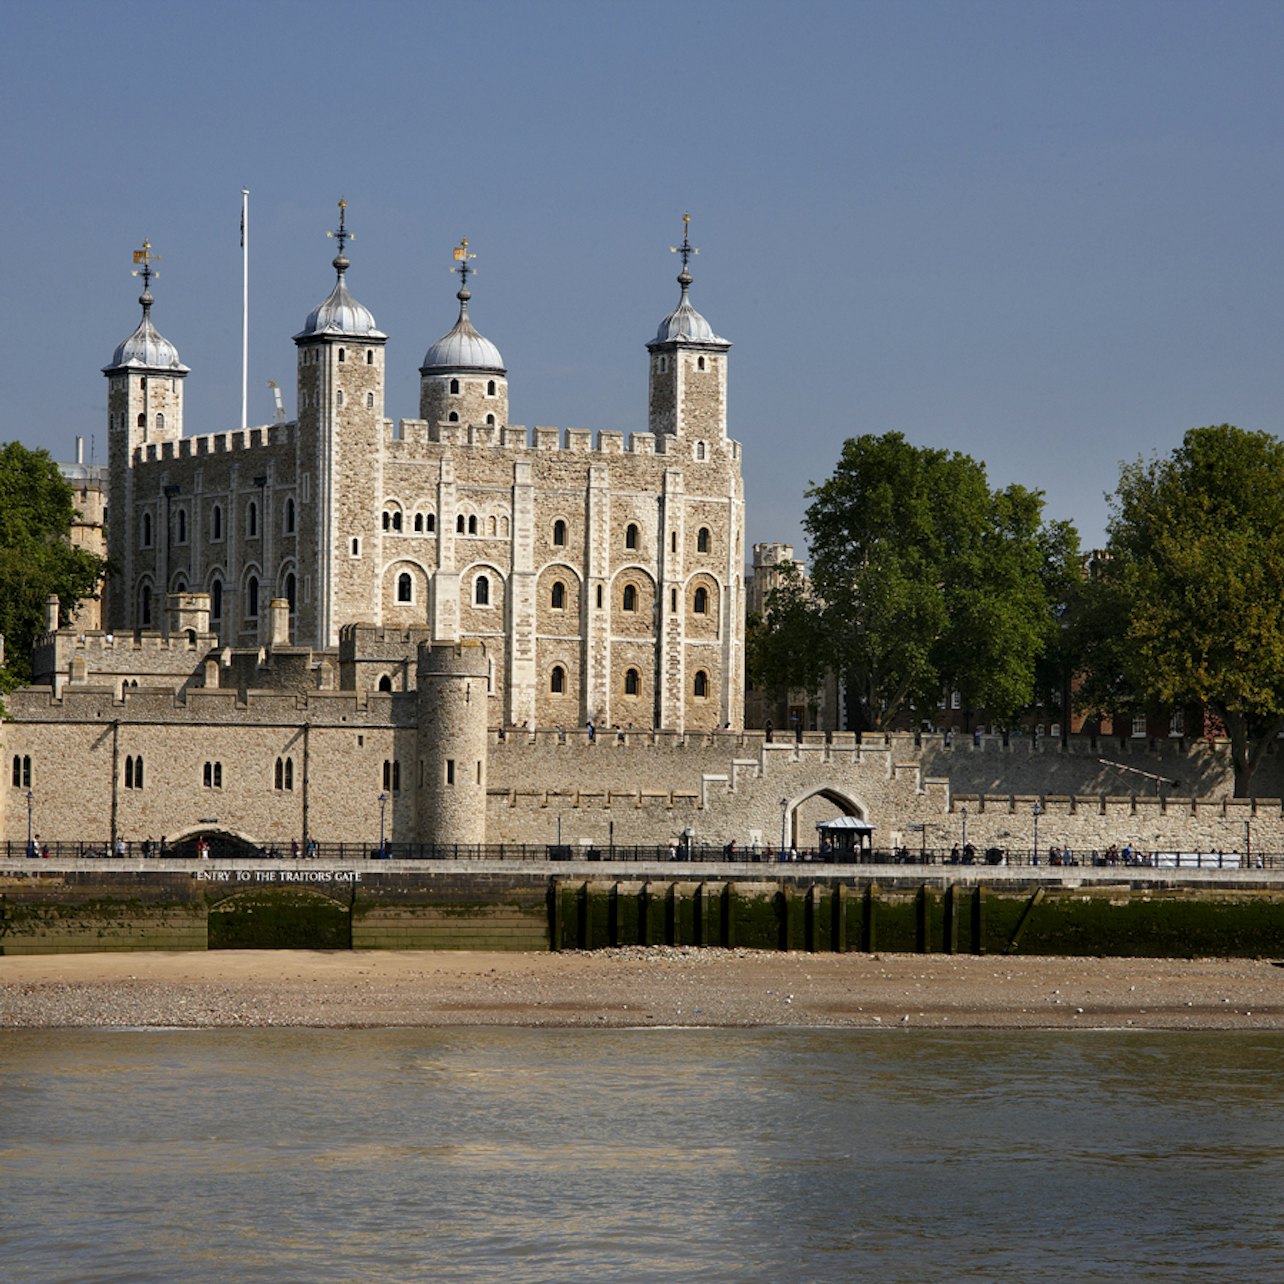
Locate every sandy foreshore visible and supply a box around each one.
[3,948,1284,1030]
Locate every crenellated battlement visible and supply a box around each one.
[132,421,298,465]
[383,420,706,459]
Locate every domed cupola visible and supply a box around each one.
[293,201,386,342]
[103,243,189,375]
[646,214,731,440]
[419,240,509,431]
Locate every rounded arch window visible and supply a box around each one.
[693,586,709,614]
[366,350,374,365]
[382,511,391,531]
[139,584,153,625]
[487,379,496,396]
[697,527,710,553]
[247,501,258,538]
[456,515,466,533]
[426,513,436,532]
[413,513,423,533]
[624,668,640,696]
[338,348,346,363]
[695,441,707,461]
[285,498,296,534]
[448,411,459,423]
[550,665,565,694]
[142,512,152,547]
[551,581,566,609]
[468,515,478,535]
[246,576,259,619]
[486,413,496,425]
[397,572,412,603]
[176,508,187,543]
[693,670,709,698]
[366,392,374,410]
[393,511,403,532]
[625,523,638,550]
[697,355,706,371]
[211,505,222,541]
[137,412,146,428]
[284,571,297,612]
[210,577,223,621]
[475,574,490,606]
[552,519,566,547]
[378,674,393,692]
[622,583,638,612]
[449,378,460,395]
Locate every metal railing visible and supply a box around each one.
[1,839,1276,871]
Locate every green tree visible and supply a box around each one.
[0,441,104,693]
[758,431,1072,732]
[1083,424,1284,796]
[746,562,830,720]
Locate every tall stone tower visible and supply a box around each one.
[645,214,731,441]
[103,242,189,632]
[293,201,388,646]
[416,641,490,848]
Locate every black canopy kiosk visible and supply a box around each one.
[815,816,875,862]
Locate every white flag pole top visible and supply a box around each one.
[241,188,249,430]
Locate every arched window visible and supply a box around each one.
[596,585,603,609]
[468,515,478,535]
[156,412,165,432]
[448,411,459,422]
[246,576,259,619]
[413,513,423,532]
[137,412,146,428]
[140,584,152,626]
[210,578,223,622]
[378,675,393,693]
[551,665,565,694]
[366,392,374,410]
[426,513,436,532]
[658,355,668,373]
[693,586,708,614]
[338,348,346,363]
[12,754,31,787]
[285,572,296,612]
[625,523,638,550]
[211,505,222,541]
[487,379,496,396]
[696,441,707,461]
[176,509,187,543]
[475,575,490,606]
[697,356,706,371]
[336,389,344,407]
[488,515,496,536]
[125,755,144,789]
[351,537,361,557]
[486,413,496,426]
[275,756,294,791]
[383,511,391,530]
[697,527,710,553]
[367,350,374,365]
[553,519,566,546]
[551,581,565,609]
[397,572,412,603]
[694,670,709,698]
[285,759,294,790]
[247,502,258,538]
[624,668,640,696]
[142,512,152,548]
[174,576,187,593]
[393,511,403,532]
[457,515,466,533]
[622,583,637,612]
[449,378,460,395]
[285,499,295,534]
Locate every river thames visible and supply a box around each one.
[2,1027,1281,1281]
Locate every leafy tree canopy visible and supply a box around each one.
[1082,424,1284,795]
[0,441,104,693]
[754,432,1074,731]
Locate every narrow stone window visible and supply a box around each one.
[336,389,344,407]
[694,586,708,614]
[596,585,603,609]
[366,392,374,410]
[449,378,460,395]
[397,572,412,603]
[487,379,496,396]
[12,754,31,787]
[142,512,153,548]
[367,350,374,365]
[553,519,566,547]
[624,668,640,696]
[457,515,465,533]
[351,538,361,557]
[625,523,638,550]
[285,758,294,790]
[697,527,710,553]
[475,574,490,606]
[696,441,706,461]
[694,670,708,698]
[486,413,496,426]
[448,411,459,423]
[414,513,423,532]
[622,583,637,612]
[247,501,258,538]
[468,515,478,535]
[551,581,565,609]
[246,576,259,619]
[697,356,706,371]
[378,675,393,692]
[426,513,436,533]
[203,761,223,788]
[140,584,152,626]
[285,572,296,612]
[446,759,455,785]
[551,665,565,694]
[176,508,187,543]
[210,578,223,622]
[393,511,403,532]
[125,754,144,790]
[156,412,165,432]
[383,511,391,531]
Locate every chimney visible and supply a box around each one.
[269,598,290,648]
[45,595,60,633]
[75,436,85,466]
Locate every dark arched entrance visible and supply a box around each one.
[170,829,265,861]
[207,887,353,950]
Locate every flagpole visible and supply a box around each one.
[241,188,249,430]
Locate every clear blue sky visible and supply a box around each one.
[2,0,1281,557]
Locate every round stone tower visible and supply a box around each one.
[416,640,490,849]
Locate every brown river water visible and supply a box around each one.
[1,1027,1282,1281]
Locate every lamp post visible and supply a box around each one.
[780,798,788,855]
[961,805,968,855]
[26,790,34,857]
[378,792,388,858]
[1032,801,1043,866]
